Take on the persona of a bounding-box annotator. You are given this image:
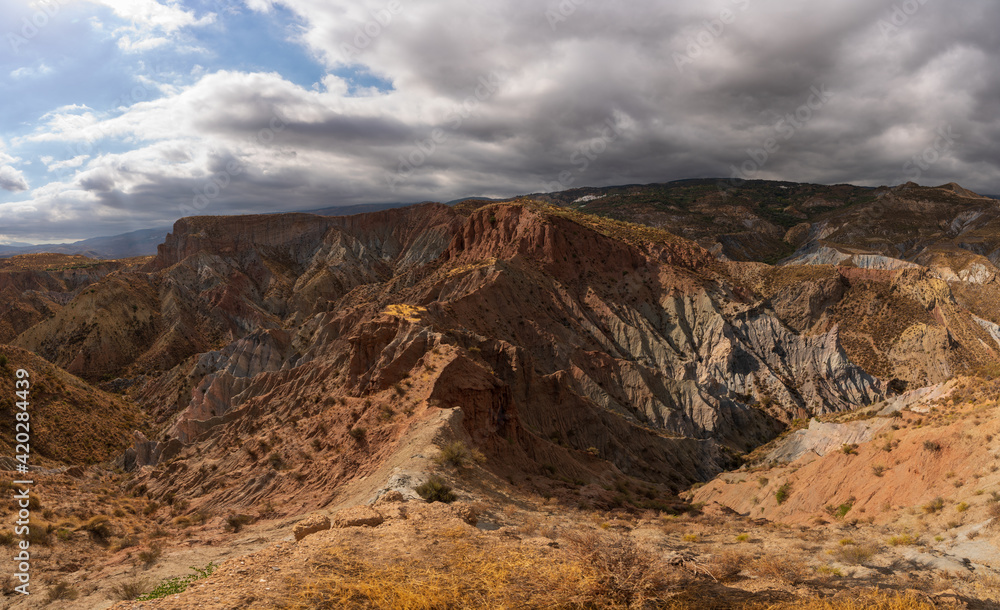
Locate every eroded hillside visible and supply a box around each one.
[2,187,1000,608]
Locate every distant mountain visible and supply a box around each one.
[303,202,415,216]
[0,227,171,260]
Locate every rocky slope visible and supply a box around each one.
[0,345,146,466]
[3,183,1000,607]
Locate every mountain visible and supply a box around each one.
[0,227,171,260]
[3,183,1000,608]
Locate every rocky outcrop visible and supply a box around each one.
[293,514,331,541]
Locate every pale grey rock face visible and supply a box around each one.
[764,418,891,464]
[974,316,1000,349]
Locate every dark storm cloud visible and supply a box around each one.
[9,0,1000,241]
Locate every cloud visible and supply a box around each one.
[82,0,216,52]
[0,166,29,192]
[5,0,1000,241]
[85,0,215,33]
[10,63,54,79]
[46,155,90,172]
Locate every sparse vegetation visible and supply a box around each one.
[138,542,163,567]
[46,580,79,602]
[921,497,945,514]
[137,562,217,601]
[109,576,151,601]
[833,541,879,565]
[415,476,456,503]
[775,482,791,505]
[225,513,255,533]
[82,515,113,542]
[888,533,918,546]
[433,441,487,469]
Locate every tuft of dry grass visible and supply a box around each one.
[832,541,879,565]
[109,576,151,601]
[433,441,487,470]
[746,556,810,584]
[566,531,675,608]
[708,550,751,582]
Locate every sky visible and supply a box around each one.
[1,0,999,243]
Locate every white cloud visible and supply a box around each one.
[47,155,91,172]
[80,0,216,52]
[85,0,215,33]
[0,166,29,192]
[10,63,54,79]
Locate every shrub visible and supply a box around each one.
[567,532,668,608]
[46,580,79,602]
[775,482,791,505]
[110,576,151,601]
[25,519,53,546]
[921,497,945,514]
[841,444,858,455]
[138,543,162,567]
[888,533,918,546]
[267,452,285,470]
[825,498,855,520]
[833,542,879,565]
[225,513,255,533]
[349,427,366,441]
[82,515,113,542]
[923,440,942,452]
[748,556,809,584]
[415,476,456,503]
[956,502,969,513]
[735,533,750,543]
[871,464,887,477]
[433,441,487,469]
[709,550,750,581]
[137,562,216,601]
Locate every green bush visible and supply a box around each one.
[775,483,791,505]
[137,562,216,601]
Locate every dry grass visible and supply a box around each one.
[277,530,679,610]
[746,556,810,584]
[832,542,880,566]
[708,550,751,582]
[109,576,152,601]
[752,589,949,609]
